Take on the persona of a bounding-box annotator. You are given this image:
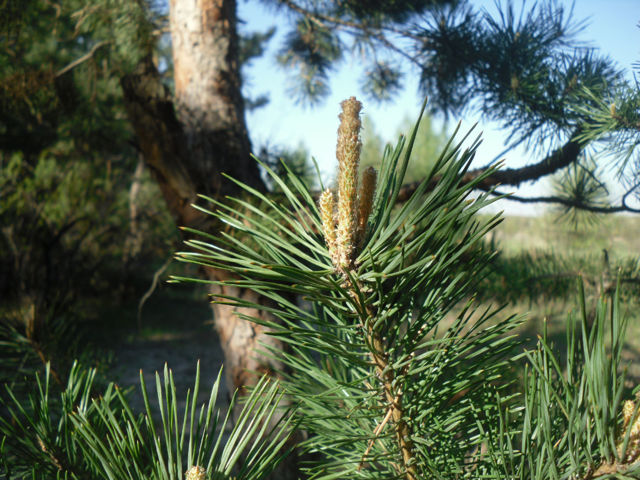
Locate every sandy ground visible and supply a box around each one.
[110,322,230,420]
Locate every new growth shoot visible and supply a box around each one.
[320,97,378,272]
[319,96,416,480]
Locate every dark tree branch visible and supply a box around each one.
[491,191,640,214]
[120,55,201,227]
[394,132,640,214]
[488,168,640,214]
[278,0,423,39]
[397,131,584,202]
[470,131,583,188]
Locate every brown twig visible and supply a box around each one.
[137,254,173,332]
[359,403,395,470]
[56,41,109,77]
[346,284,417,480]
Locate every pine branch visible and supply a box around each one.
[277,0,420,64]
[396,130,584,201]
[489,190,640,214]
[319,97,418,479]
[474,132,583,187]
[176,96,639,479]
[358,293,417,480]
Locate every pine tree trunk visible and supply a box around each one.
[120,0,287,396]
[120,3,300,474]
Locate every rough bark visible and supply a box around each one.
[169,0,263,200]
[120,0,285,398]
[120,55,200,228]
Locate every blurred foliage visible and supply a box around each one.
[477,214,640,307]
[239,26,276,111]
[274,0,458,105]
[0,0,177,389]
[480,248,640,304]
[551,156,611,227]
[278,18,343,106]
[336,0,458,23]
[360,114,449,183]
[0,149,176,386]
[272,0,640,212]
[0,151,119,385]
[259,142,316,192]
[361,60,404,102]
[360,116,386,177]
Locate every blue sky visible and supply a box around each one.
[238,0,640,215]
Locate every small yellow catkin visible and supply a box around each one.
[628,404,640,462]
[617,400,640,463]
[185,465,206,480]
[336,97,363,269]
[623,400,635,429]
[357,166,377,247]
[319,188,338,267]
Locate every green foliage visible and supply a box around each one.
[174,108,639,479]
[2,101,639,479]
[362,61,403,102]
[278,18,342,105]
[360,114,449,183]
[175,112,513,478]
[0,362,293,480]
[0,148,176,415]
[274,0,458,105]
[0,0,177,387]
[485,283,640,479]
[239,26,277,111]
[360,116,386,173]
[336,0,456,23]
[259,142,316,192]
[478,221,640,306]
[0,151,124,324]
[273,0,640,212]
[0,0,150,155]
[551,156,611,227]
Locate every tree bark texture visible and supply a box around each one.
[120,0,286,398]
[169,0,263,200]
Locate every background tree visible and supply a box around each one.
[274,0,640,210]
[0,0,178,386]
